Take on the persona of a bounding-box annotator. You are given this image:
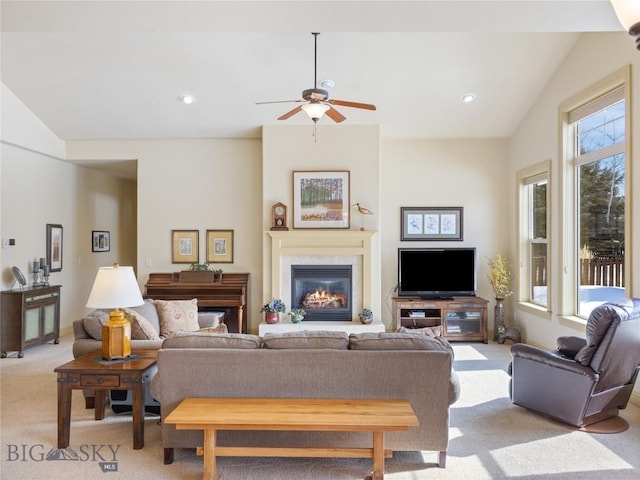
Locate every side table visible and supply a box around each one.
[54,349,157,449]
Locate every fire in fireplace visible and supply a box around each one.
[291,265,352,321]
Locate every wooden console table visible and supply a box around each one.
[55,350,157,450]
[165,397,419,480]
[145,272,249,333]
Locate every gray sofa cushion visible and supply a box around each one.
[349,332,453,354]
[262,331,349,349]
[161,333,261,349]
[128,299,161,333]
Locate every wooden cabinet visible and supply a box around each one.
[393,296,488,343]
[1,285,61,358]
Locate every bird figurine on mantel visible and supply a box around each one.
[353,203,374,231]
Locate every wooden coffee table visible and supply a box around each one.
[54,349,157,450]
[165,397,419,480]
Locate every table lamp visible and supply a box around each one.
[86,264,144,360]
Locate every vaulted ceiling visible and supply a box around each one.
[1,1,624,142]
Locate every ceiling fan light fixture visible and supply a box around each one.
[301,103,330,121]
[610,0,640,49]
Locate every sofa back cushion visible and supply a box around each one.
[162,332,261,349]
[128,299,161,333]
[262,331,349,349]
[123,308,161,340]
[349,332,454,356]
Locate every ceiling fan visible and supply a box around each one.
[257,32,376,124]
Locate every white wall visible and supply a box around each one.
[380,138,510,327]
[1,84,136,334]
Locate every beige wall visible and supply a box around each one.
[1,86,136,332]
[66,138,264,331]
[508,32,639,400]
[509,32,639,345]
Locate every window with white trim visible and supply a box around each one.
[517,163,549,309]
[568,87,626,318]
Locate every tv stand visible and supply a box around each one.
[393,296,488,343]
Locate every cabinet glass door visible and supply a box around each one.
[43,303,57,336]
[445,310,481,335]
[24,307,41,342]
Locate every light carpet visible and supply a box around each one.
[1,334,639,479]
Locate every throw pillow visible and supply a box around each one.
[128,299,161,334]
[397,325,442,337]
[197,324,229,334]
[156,298,200,338]
[123,308,161,340]
[262,331,349,349]
[82,310,110,340]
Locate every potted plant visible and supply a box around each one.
[358,308,374,324]
[288,308,306,323]
[261,298,286,324]
[487,254,513,340]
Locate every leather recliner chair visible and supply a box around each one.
[509,298,640,428]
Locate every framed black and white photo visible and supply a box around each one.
[401,207,463,241]
[92,230,110,252]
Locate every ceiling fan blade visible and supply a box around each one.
[329,99,377,111]
[256,100,304,105]
[278,105,303,120]
[325,106,346,123]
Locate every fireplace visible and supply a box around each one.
[291,265,352,321]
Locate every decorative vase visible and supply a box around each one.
[360,316,373,325]
[290,314,304,324]
[493,297,505,341]
[265,312,279,324]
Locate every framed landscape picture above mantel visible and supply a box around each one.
[171,230,199,264]
[401,207,464,241]
[293,170,350,229]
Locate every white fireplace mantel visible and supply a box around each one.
[266,230,377,321]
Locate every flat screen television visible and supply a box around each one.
[398,247,477,299]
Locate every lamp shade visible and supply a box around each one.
[611,0,640,31]
[86,265,144,309]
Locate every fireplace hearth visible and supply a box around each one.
[291,265,352,321]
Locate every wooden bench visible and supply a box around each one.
[164,397,419,480]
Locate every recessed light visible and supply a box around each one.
[461,93,476,103]
[179,94,195,104]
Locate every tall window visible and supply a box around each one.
[570,88,626,318]
[517,163,549,309]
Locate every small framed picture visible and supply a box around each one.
[172,230,199,264]
[46,224,63,272]
[401,207,463,241]
[293,170,350,229]
[206,230,234,263]
[92,231,110,252]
